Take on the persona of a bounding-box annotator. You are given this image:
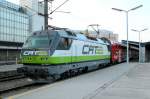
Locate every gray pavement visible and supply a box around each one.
[91,63,150,99]
[6,63,138,99]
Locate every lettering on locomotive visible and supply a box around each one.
[82,45,103,54]
[23,51,48,56]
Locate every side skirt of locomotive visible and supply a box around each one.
[18,59,110,83]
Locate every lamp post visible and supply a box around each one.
[131,28,148,63]
[112,5,143,64]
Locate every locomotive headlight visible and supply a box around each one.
[41,57,48,60]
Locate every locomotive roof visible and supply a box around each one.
[32,29,110,45]
[56,30,108,44]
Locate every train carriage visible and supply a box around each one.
[111,42,126,64]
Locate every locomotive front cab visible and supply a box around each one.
[21,30,60,65]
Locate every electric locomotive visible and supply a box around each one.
[18,29,111,82]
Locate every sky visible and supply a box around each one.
[7,0,150,42]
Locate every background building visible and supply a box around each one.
[98,30,118,41]
[20,0,45,33]
[0,0,29,64]
[83,29,119,41]
[0,0,29,42]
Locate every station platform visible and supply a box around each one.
[90,63,150,99]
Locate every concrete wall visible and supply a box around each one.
[140,47,145,63]
[145,47,150,62]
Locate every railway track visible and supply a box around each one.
[0,75,25,82]
[0,74,34,92]
[0,67,90,93]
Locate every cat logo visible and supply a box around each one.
[23,51,48,56]
[82,45,103,54]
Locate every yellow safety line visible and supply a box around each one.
[0,96,3,99]
[7,96,13,99]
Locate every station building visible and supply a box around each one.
[0,0,45,64]
[0,0,30,63]
[20,0,45,33]
[122,40,150,63]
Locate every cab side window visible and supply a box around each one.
[56,37,72,50]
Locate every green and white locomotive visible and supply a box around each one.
[19,29,111,82]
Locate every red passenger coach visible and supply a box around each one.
[111,42,126,64]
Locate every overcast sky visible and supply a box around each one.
[7,0,150,42]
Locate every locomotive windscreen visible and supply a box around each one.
[23,36,52,48]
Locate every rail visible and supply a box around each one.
[0,71,33,92]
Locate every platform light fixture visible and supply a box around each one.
[131,28,148,63]
[112,5,143,64]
